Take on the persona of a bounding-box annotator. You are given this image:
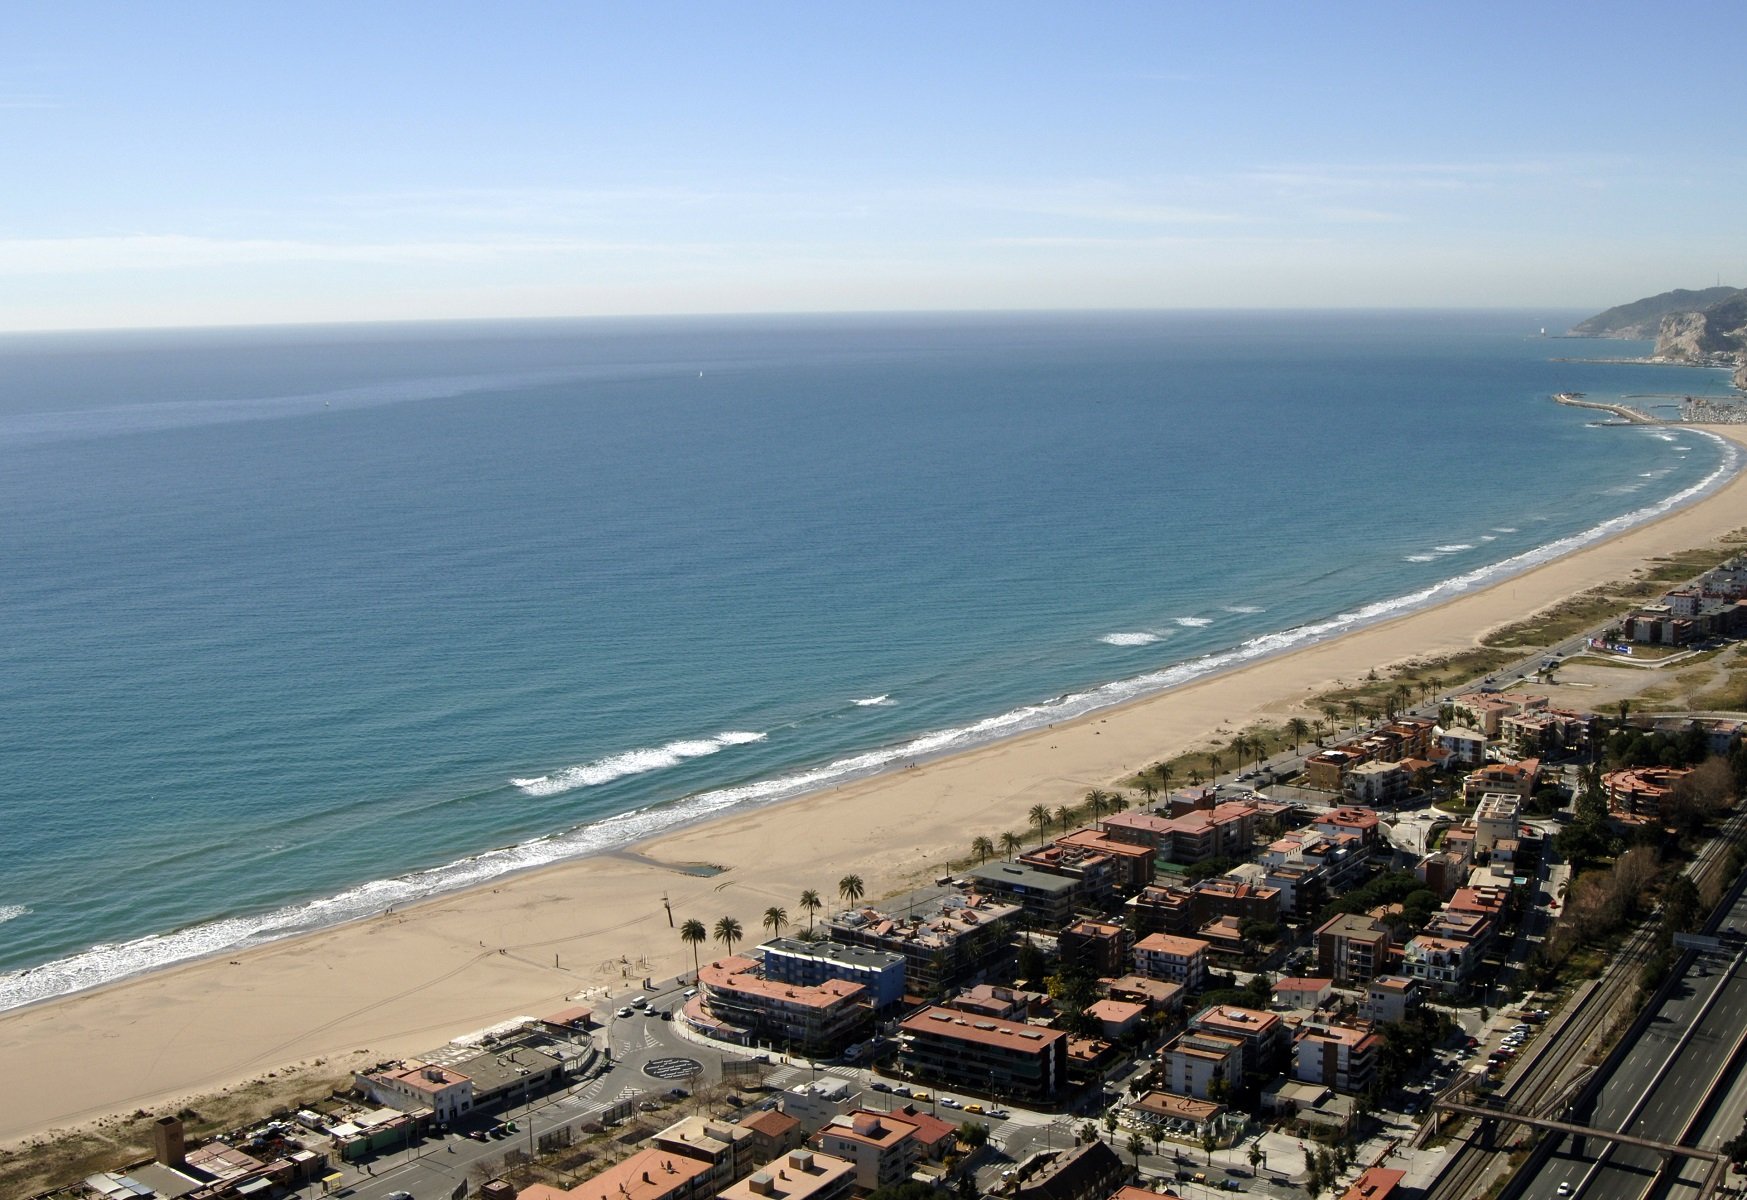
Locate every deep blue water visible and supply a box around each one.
[0,310,1738,1007]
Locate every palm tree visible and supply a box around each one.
[799,888,823,932]
[1346,698,1364,727]
[1312,717,1327,745]
[1139,778,1158,806]
[1055,804,1073,834]
[680,918,707,981]
[1108,792,1128,813]
[972,835,995,864]
[1156,762,1175,796]
[762,906,788,940]
[713,915,743,958]
[1209,752,1224,778]
[1321,703,1341,733]
[1188,768,1204,787]
[1029,803,1052,845]
[838,874,865,906]
[1000,830,1023,860]
[1229,735,1250,772]
[1286,718,1309,753]
[1085,789,1109,820]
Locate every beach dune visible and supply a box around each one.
[5,427,1747,1146]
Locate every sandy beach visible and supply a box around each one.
[6,425,1747,1148]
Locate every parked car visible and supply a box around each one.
[617,1006,633,1018]
[870,1081,891,1092]
[940,1097,961,1108]
[986,1108,1009,1120]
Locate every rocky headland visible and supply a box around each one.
[1574,285,1747,391]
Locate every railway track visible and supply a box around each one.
[1424,809,1747,1199]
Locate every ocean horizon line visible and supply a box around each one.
[0,304,1599,342]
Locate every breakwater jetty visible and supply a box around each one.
[1552,392,1655,423]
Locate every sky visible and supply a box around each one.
[3,2,1744,331]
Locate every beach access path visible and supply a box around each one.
[5,426,1747,1149]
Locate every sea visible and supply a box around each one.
[1,310,1740,1010]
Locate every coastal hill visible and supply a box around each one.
[1572,285,1740,338]
[1574,285,1747,390]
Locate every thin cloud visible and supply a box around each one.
[0,234,709,274]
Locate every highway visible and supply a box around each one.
[1509,876,1747,1199]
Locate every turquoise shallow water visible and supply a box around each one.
[0,310,1737,1007]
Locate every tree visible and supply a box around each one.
[1287,718,1310,753]
[680,918,707,980]
[1029,804,1052,845]
[1108,793,1129,813]
[1139,778,1158,805]
[1201,1128,1217,1164]
[1157,762,1176,795]
[1229,735,1250,772]
[1125,1133,1144,1169]
[839,874,865,906]
[799,889,823,932]
[958,1121,990,1149]
[1055,804,1073,834]
[1209,752,1224,778]
[1086,789,1109,820]
[1664,875,1702,935]
[1001,830,1024,860]
[1321,703,1341,733]
[1189,768,1205,787]
[972,835,995,864]
[1247,1142,1263,1175]
[763,906,789,939]
[713,915,743,957]
[1102,1110,1119,1139]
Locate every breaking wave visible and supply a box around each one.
[1101,632,1162,646]
[511,731,767,797]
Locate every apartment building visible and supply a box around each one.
[1133,933,1210,991]
[897,1007,1068,1103]
[1314,914,1393,984]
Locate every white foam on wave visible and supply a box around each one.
[853,695,896,707]
[1480,535,1496,541]
[1173,617,1214,628]
[0,905,28,926]
[6,431,1738,1015]
[510,731,767,798]
[1404,554,1437,562]
[1435,544,1474,553]
[1493,527,1518,533]
[1100,632,1162,646]
[1223,605,1265,614]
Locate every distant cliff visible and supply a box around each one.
[1652,290,1747,361]
[1574,286,1747,392]
[1572,286,1740,338]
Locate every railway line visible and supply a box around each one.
[1423,807,1747,1199]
